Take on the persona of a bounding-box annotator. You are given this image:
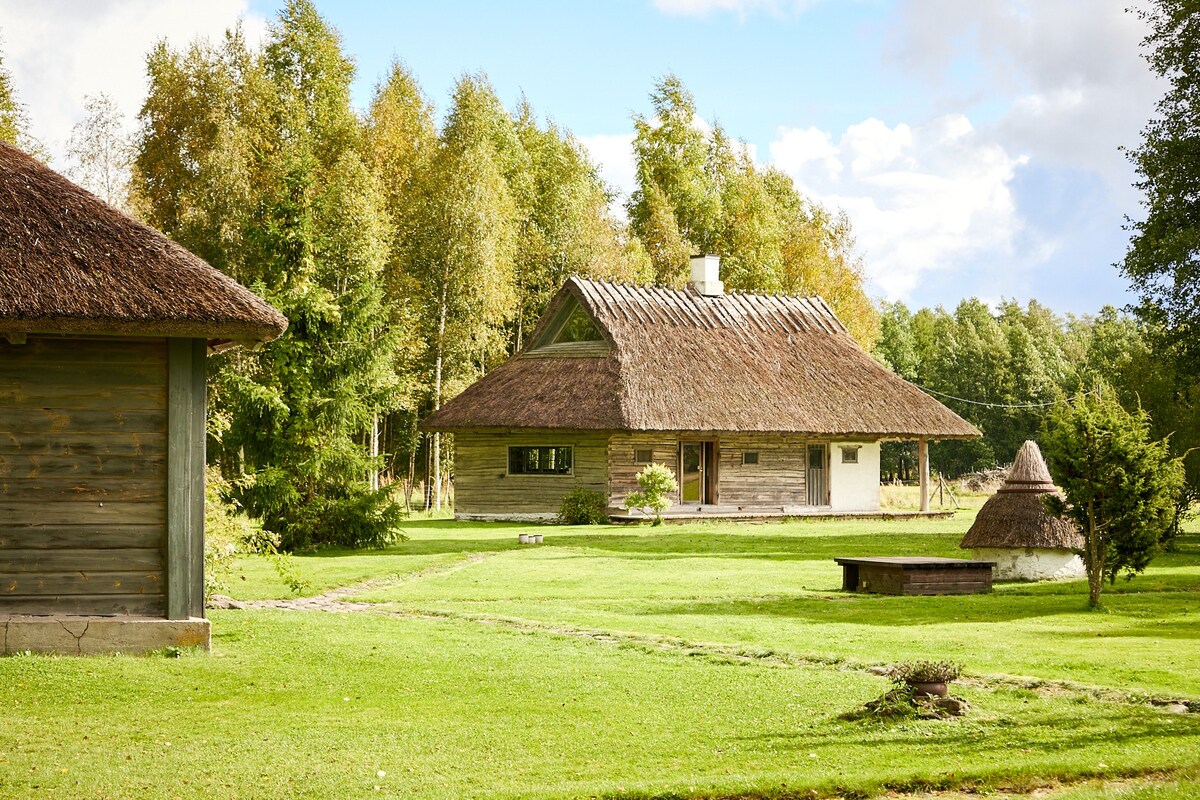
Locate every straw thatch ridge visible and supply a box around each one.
[997,440,1056,492]
[425,277,982,438]
[959,491,1084,549]
[0,141,287,342]
[961,440,1084,550]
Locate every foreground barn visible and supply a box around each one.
[0,141,286,654]
[424,256,979,521]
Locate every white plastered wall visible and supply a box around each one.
[829,441,881,512]
[972,548,1085,581]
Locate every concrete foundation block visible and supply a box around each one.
[1,616,210,655]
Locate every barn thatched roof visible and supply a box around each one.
[424,277,981,438]
[961,440,1084,550]
[0,141,287,343]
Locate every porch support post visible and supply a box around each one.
[167,337,207,620]
[918,438,929,513]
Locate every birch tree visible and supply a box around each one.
[407,75,518,508]
[66,93,134,209]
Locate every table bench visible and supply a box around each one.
[834,556,995,596]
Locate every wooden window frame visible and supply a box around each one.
[506,445,575,477]
[840,445,861,464]
[634,448,654,464]
[741,451,759,466]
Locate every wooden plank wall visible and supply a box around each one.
[453,432,608,515]
[0,336,168,616]
[717,434,809,507]
[607,433,679,509]
[608,433,812,509]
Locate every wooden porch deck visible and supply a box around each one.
[608,506,954,523]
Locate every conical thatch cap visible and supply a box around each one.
[961,439,1084,550]
[0,141,287,343]
[997,440,1057,493]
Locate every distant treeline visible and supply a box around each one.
[874,300,1199,488]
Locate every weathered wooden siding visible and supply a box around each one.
[607,433,680,509]
[453,431,608,516]
[608,433,816,509]
[0,336,168,616]
[716,435,810,507]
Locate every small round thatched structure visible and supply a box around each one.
[961,440,1084,581]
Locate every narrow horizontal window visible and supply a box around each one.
[840,445,861,464]
[508,446,573,475]
[741,451,759,465]
[634,448,654,464]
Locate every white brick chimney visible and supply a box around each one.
[689,254,723,296]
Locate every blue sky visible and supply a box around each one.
[1,0,1162,315]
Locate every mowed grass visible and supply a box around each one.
[2,511,1199,798]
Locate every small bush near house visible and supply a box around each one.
[626,463,679,525]
[559,488,609,524]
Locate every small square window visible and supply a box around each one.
[840,445,861,464]
[634,448,654,464]
[742,451,759,465]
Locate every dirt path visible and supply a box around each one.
[209,551,495,613]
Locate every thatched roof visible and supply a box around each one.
[0,141,286,342]
[424,277,981,438]
[998,439,1057,493]
[961,440,1084,550]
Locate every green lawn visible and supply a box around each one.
[2,511,1198,799]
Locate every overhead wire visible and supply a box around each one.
[911,383,1076,410]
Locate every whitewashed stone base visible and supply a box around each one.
[971,548,1085,582]
[1,616,210,655]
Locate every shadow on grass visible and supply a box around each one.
[733,706,1200,758]
[633,592,1103,626]
[302,529,972,562]
[630,572,1200,626]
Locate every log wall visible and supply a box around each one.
[452,431,608,516]
[607,433,680,509]
[0,336,168,616]
[607,433,813,509]
[715,434,810,507]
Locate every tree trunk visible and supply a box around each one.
[432,288,447,511]
[405,448,416,513]
[1087,499,1103,607]
[370,411,380,491]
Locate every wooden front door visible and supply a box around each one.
[680,441,718,505]
[807,444,828,506]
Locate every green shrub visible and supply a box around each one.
[888,659,962,685]
[205,467,311,599]
[559,488,609,524]
[625,463,678,525]
[283,487,408,551]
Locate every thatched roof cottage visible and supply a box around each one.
[960,440,1085,581]
[423,256,979,521]
[0,141,286,654]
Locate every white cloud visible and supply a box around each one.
[770,115,1029,300]
[578,132,637,210]
[652,0,821,17]
[0,0,267,167]
[887,0,1161,189]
